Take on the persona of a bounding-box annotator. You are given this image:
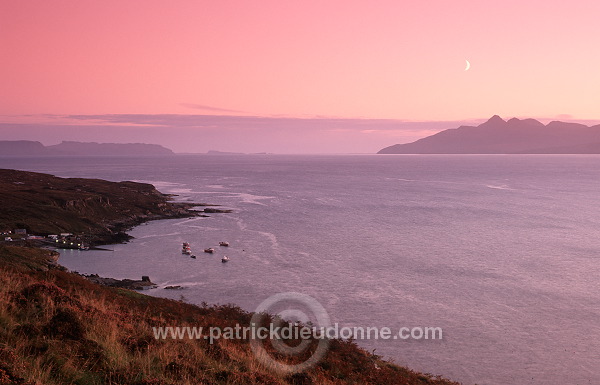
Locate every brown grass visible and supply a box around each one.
[0,245,461,385]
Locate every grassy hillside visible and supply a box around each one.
[0,169,197,244]
[0,245,460,385]
[0,169,461,384]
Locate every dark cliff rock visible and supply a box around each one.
[0,169,198,244]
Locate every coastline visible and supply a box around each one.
[0,168,461,385]
[0,168,205,246]
[0,242,460,385]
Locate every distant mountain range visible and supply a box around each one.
[378,116,600,154]
[0,141,174,156]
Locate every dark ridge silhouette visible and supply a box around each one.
[0,140,52,156]
[47,141,174,156]
[0,141,174,156]
[0,168,197,244]
[378,115,600,154]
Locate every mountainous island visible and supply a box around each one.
[0,169,460,385]
[0,140,174,156]
[378,115,600,154]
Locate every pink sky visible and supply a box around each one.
[2,1,599,153]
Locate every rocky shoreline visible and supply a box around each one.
[0,169,462,384]
[71,197,223,291]
[76,274,185,291]
[0,169,218,246]
[0,169,233,291]
[92,201,204,245]
[79,273,158,290]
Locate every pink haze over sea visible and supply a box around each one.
[2,1,600,153]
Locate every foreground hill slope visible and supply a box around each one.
[0,169,460,385]
[378,115,600,154]
[0,245,460,385]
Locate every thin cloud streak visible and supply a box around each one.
[179,103,247,114]
[12,114,574,154]
[61,114,477,131]
[0,114,474,154]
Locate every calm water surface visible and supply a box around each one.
[2,155,599,385]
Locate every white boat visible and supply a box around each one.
[204,248,215,254]
[219,241,229,247]
[221,256,230,263]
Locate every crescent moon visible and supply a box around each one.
[464,59,471,71]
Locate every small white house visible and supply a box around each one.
[60,233,72,237]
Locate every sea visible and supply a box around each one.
[1,154,599,385]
